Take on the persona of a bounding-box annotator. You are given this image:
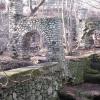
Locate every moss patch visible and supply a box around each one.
[69,59,85,84]
[83,54,100,83]
[31,69,43,77]
[68,54,100,84]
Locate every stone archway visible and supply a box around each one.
[21,30,42,60]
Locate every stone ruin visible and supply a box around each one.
[8,0,65,63]
[1,0,70,77]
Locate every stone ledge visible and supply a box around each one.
[0,62,58,88]
[0,66,41,77]
[0,62,63,100]
[0,62,58,77]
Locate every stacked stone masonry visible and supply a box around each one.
[0,62,64,100]
[8,0,70,79]
[9,0,65,62]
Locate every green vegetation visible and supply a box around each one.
[69,59,85,84]
[6,68,43,85]
[69,54,100,84]
[31,69,42,77]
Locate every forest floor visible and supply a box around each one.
[59,83,100,100]
[0,48,100,61]
[0,49,100,100]
[65,48,100,60]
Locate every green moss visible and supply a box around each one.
[9,69,43,82]
[69,59,85,84]
[68,55,99,84]
[85,73,100,78]
[84,73,100,83]
[31,69,43,77]
[82,54,100,83]
[86,68,100,74]
[10,70,32,79]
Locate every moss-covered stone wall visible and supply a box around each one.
[68,54,100,84]
[68,59,85,84]
[0,62,65,100]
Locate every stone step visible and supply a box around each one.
[84,73,100,84]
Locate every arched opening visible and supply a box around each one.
[21,30,42,60]
[30,31,41,53]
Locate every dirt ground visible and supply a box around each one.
[59,83,100,100]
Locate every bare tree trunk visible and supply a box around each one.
[66,0,75,55]
[61,0,70,53]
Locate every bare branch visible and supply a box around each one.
[30,0,45,15]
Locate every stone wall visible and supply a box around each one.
[8,0,70,78]
[9,16,64,62]
[0,13,9,52]
[8,0,65,62]
[69,59,85,84]
[0,62,65,100]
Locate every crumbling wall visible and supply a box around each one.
[0,62,65,100]
[9,0,65,62]
[8,0,70,78]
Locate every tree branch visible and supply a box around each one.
[30,0,45,15]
